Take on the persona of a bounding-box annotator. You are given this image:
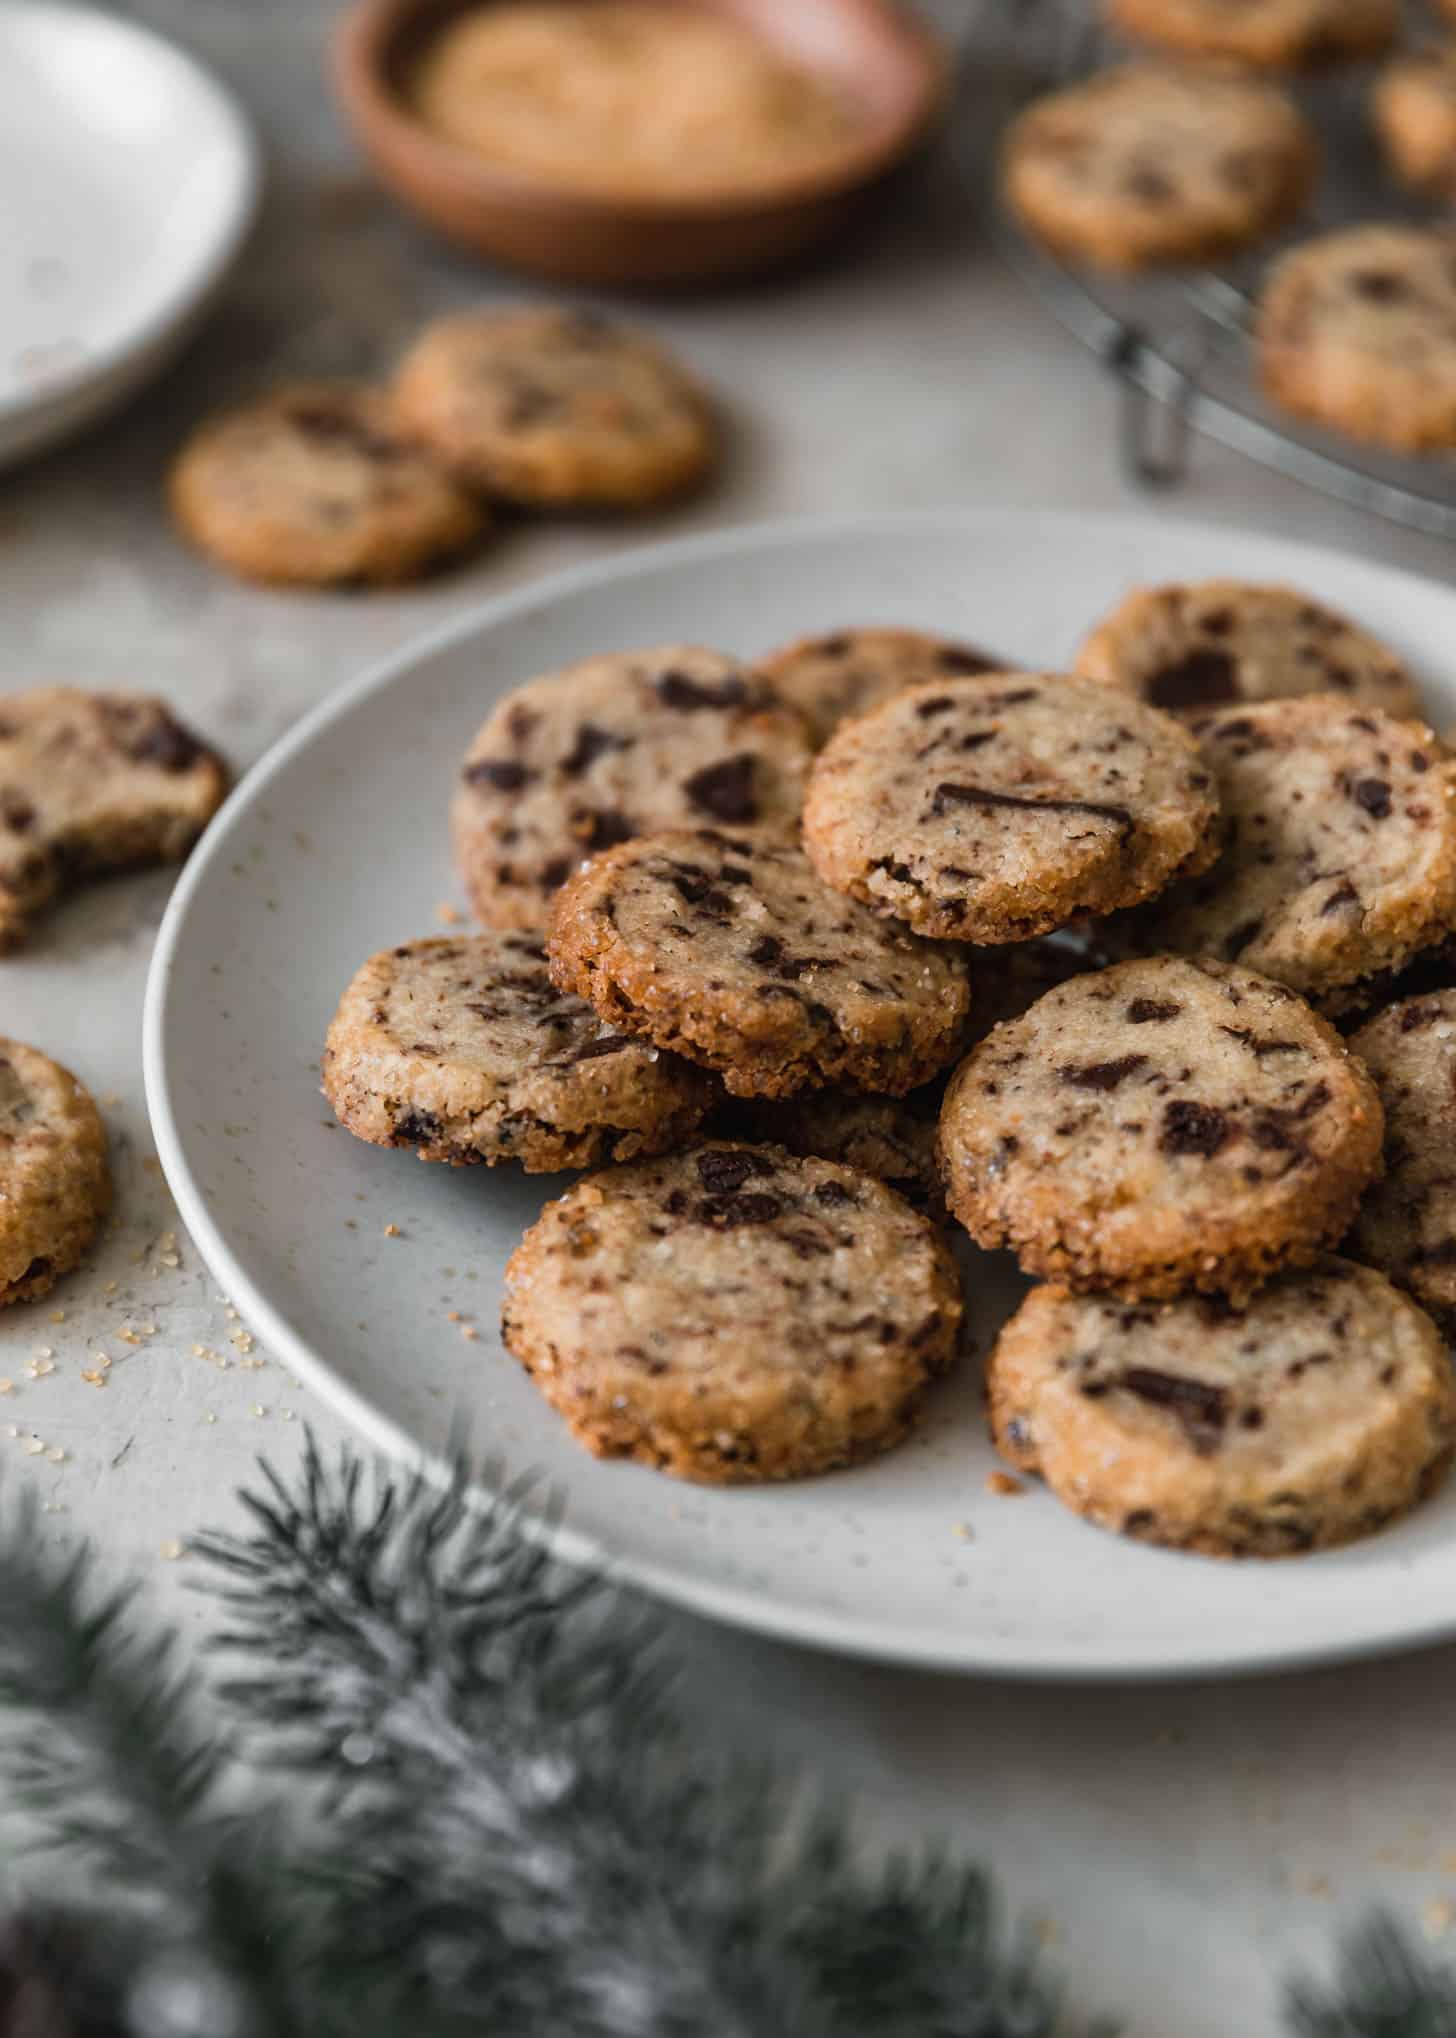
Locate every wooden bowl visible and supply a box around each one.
[330,0,949,287]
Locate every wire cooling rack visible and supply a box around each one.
[974,1,1456,540]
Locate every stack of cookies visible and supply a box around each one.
[323,582,1456,1560]
[1002,0,1456,456]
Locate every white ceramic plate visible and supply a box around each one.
[0,3,258,470]
[145,509,1456,1681]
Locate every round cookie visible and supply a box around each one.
[988,1258,1455,1558]
[1104,697,1456,1013]
[753,628,999,750]
[1002,64,1317,272]
[546,828,970,1099]
[714,1083,948,1215]
[938,957,1384,1301]
[1105,0,1397,69]
[453,645,812,932]
[392,306,715,507]
[168,382,486,587]
[1347,991,1456,1335]
[1372,47,1456,196]
[502,1142,963,1483]
[801,672,1220,944]
[1257,226,1456,453]
[1074,581,1421,719]
[322,933,713,1172]
[0,689,228,950]
[0,1040,110,1306]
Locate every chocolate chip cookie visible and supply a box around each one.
[713,1082,949,1215]
[753,628,999,750]
[1372,47,1456,196]
[0,689,228,950]
[1003,63,1318,271]
[1104,698,1456,1013]
[547,829,971,1099]
[392,306,715,507]
[1346,992,1456,1335]
[322,933,713,1173]
[0,1040,110,1306]
[1105,0,1397,69]
[989,1258,1455,1557]
[453,645,812,932]
[502,1142,963,1482]
[1075,581,1421,718]
[939,957,1384,1300]
[1257,226,1456,452]
[169,382,487,586]
[801,673,1220,944]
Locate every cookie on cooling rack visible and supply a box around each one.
[1372,47,1456,197]
[1001,63,1318,271]
[1257,225,1456,453]
[1105,0,1397,70]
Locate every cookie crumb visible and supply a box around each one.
[986,1471,1026,1497]
[383,1222,402,1238]
[435,900,463,925]
[952,1520,974,1540]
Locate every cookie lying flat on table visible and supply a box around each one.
[938,957,1383,1301]
[392,306,715,507]
[801,672,1219,944]
[1347,992,1456,1335]
[753,628,999,750]
[502,1143,962,1483]
[0,689,227,950]
[1002,64,1317,272]
[547,829,970,1099]
[1372,47,1456,196]
[1257,226,1456,453]
[169,382,487,587]
[989,1258,1455,1558]
[322,933,712,1173]
[713,1083,948,1215]
[1104,697,1456,1013]
[1105,0,1397,69]
[0,1040,110,1306]
[1075,581,1421,718]
[453,645,812,932]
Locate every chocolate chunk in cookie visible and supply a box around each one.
[392,305,716,507]
[322,932,713,1173]
[453,645,812,931]
[169,382,487,586]
[1075,581,1421,719]
[753,627,1000,749]
[0,688,228,949]
[713,1080,950,1215]
[502,1142,963,1482]
[1103,697,1456,1013]
[989,1258,1454,1557]
[939,957,1384,1300]
[547,828,970,1099]
[0,1039,110,1305]
[801,672,1219,944]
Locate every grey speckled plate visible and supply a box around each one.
[145,509,1456,1680]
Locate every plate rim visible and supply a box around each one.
[0,0,261,436]
[144,505,1456,1683]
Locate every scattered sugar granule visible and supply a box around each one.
[461,1325,480,1342]
[251,1404,267,1418]
[0,1382,13,1398]
[986,1471,1025,1498]
[22,1438,44,1456]
[951,1521,973,1542]
[117,1328,142,1348]
[45,1447,64,1464]
[1425,1900,1456,1942]
[159,1540,184,1562]
[48,1310,64,1324]
[80,1369,107,1389]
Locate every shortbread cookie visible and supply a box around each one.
[989,1258,1455,1557]
[801,673,1219,944]
[392,306,715,507]
[714,1083,948,1214]
[1105,698,1456,1012]
[547,828,970,1099]
[963,939,1104,1043]
[1075,581,1421,718]
[1003,64,1317,272]
[502,1143,963,1482]
[1257,226,1456,453]
[0,689,228,949]
[939,957,1383,1300]
[753,628,998,749]
[169,382,486,586]
[1105,0,1397,69]
[0,1040,110,1305]
[1373,47,1456,196]
[453,645,812,932]
[322,933,713,1173]
[1347,992,1456,1334]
